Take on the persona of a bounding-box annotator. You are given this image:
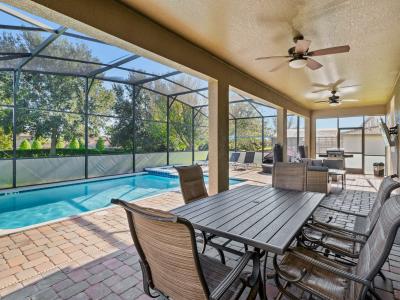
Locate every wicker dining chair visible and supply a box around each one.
[302,175,400,259]
[274,195,400,300]
[175,164,208,204]
[272,162,306,191]
[111,199,262,300]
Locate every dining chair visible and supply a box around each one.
[175,164,208,204]
[302,175,400,259]
[273,195,400,300]
[175,164,228,259]
[272,162,306,191]
[111,199,262,300]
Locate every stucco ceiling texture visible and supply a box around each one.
[121,0,400,110]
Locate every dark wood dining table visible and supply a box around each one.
[171,184,325,298]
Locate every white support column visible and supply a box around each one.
[310,114,317,158]
[304,117,311,157]
[277,107,287,162]
[208,80,229,194]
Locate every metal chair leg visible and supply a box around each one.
[378,270,386,280]
[200,231,207,254]
[217,248,226,265]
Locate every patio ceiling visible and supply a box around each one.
[0,3,277,119]
[121,0,400,110]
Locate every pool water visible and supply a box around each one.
[0,174,242,229]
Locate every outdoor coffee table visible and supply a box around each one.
[171,184,325,299]
[329,168,347,190]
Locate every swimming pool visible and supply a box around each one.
[0,173,242,230]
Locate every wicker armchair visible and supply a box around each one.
[302,175,400,259]
[274,195,400,300]
[306,166,331,194]
[272,162,306,191]
[111,200,262,300]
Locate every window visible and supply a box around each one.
[316,118,338,156]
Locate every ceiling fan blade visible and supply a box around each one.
[341,99,359,102]
[312,82,331,88]
[312,88,331,93]
[339,84,360,89]
[255,55,290,61]
[314,100,329,103]
[295,39,311,53]
[332,79,346,89]
[306,58,323,70]
[308,45,350,56]
[269,60,290,72]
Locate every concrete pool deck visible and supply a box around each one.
[0,169,397,299]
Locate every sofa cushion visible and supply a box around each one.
[311,160,324,167]
[308,166,329,172]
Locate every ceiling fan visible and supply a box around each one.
[314,90,359,106]
[255,35,350,72]
[311,79,360,93]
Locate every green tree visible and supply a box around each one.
[31,139,42,150]
[96,137,105,152]
[0,128,12,152]
[19,139,31,150]
[69,137,80,149]
[0,31,114,156]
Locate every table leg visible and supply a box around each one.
[262,251,269,300]
[342,174,344,190]
[255,248,267,300]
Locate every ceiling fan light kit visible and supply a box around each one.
[255,35,350,73]
[289,58,308,69]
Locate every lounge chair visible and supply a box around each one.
[235,151,256,170]
[196,153,209,166]
[111,200,262,300]
[302,175,400,258]
[229,152,240,170]
[273,195,400,300]
[272,162,306,191]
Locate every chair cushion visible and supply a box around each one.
[199,254,247,300]
[279,247,351,300]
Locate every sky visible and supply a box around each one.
[0,3,286,113]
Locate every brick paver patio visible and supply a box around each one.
[0,168,398,299]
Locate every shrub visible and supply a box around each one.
[31,139,42,150]
[96,137,105,152]
[19,139,31,150]
[69,138,80,150]
[79,138,85,149]
[56,139,65,149]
